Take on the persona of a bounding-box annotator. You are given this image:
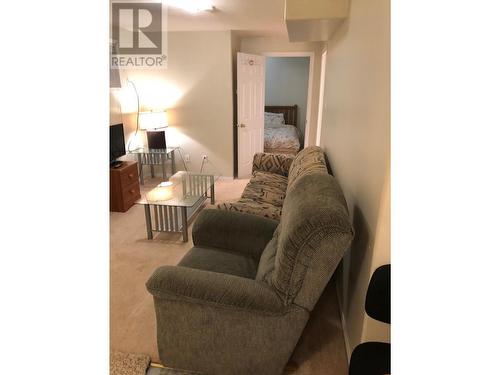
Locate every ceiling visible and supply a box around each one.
[165,0,287,37]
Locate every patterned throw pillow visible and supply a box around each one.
[265,112,285,128]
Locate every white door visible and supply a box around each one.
[237,52,265,178]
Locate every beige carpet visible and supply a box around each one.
[110,177,348,374]
[110,351,150,375]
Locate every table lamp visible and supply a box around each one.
[139,110,168,149]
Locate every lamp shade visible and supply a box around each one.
[139,110,168,130]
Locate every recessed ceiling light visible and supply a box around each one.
[165,0,214,14]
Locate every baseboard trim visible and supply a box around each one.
[150,362,165,368]
[336,285,352,363]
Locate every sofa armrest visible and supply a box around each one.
[146,265,285,314]
[193,209,278,260]
[252,153,295,177]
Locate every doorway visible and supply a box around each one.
[263,52,315,148]
[235,51,316,178]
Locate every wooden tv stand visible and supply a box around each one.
[110,161,141,212]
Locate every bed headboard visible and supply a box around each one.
[265,105,298,126]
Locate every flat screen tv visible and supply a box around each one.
[110,123,125,167]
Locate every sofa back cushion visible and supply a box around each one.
[256,173,354,310]
[287,146,328,193]
[252,152,294,177]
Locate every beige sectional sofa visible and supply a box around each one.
[216,146,329,221]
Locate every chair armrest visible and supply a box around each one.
[146,265,285,314]
[192,209,278,260]
[252,153,295,177]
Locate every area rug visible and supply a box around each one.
[110,351,151,375]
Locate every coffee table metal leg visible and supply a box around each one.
[144,204,153,240]
[161,154,166,180]
[210,175,215,204]
[181,206,188,242]
[171,150,176,174]
[138,154,144,185]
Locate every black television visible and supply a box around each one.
[110,123,126,167]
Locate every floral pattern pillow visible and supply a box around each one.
[265,112,285,128]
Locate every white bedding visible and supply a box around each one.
[264,124,301,153]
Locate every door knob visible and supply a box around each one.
[239,124,246,128]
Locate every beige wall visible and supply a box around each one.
[115,31,234,177]
[319,0,390,356]
[240,36,324,146]
[363,168,390,343]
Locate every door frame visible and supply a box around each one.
[316,48,328,146]
[262,51,315,147]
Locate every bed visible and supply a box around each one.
[264,105,301,155]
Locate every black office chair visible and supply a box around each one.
[349,264,391,375]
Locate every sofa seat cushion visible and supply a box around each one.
[241,171,288,207]
[216,199,282,221]
[178,246,258,279]
[252,171,288,187]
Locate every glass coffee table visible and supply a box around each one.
[136,171,219,242]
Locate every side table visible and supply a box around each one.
[129,147,177,184]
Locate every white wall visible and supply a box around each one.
[240,36,324,146]
[319,0,390,357]
[115,31,234,177]
[265,57,310,144]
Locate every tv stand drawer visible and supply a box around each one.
[120,163,139,188]
[110,161,141,212]
[122,181,141,208]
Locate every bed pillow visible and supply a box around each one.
[265,112,285,128]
